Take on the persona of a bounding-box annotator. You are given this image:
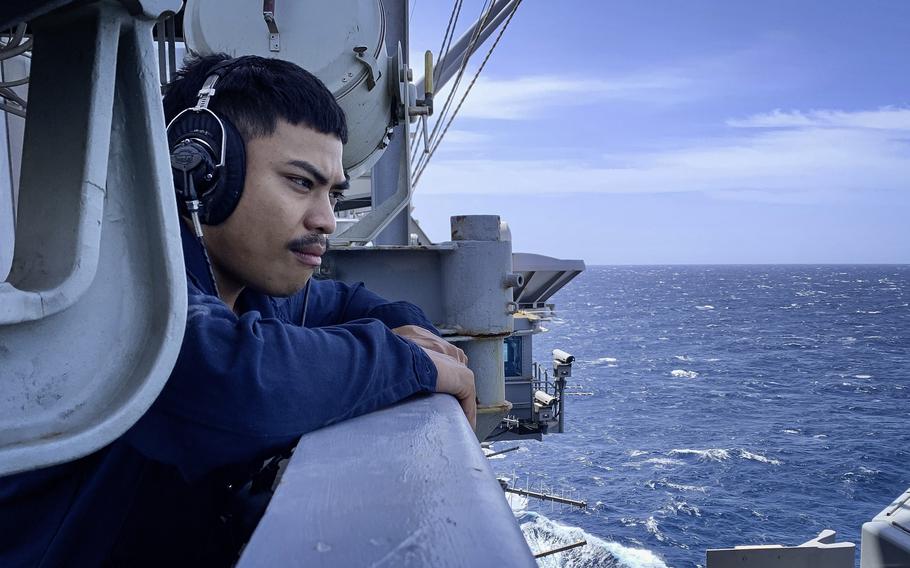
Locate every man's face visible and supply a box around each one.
[203,119,348,298]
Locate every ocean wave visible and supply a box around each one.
[643,457,686,467]
[668,448,730,461]
[644,516,666,542]
[647,479,709,493]
[739,450,782,465]
[519,512,668,568]
[507,493,529,512]
[670,369,699,379]
[662,499,702,517]
[592,357,619,365]
[695,305,715,310]
[666,481,708,493]
[666,448,781,465]
[673,355,692,362]
[854,374,872,379]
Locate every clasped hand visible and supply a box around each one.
[392,325,476,428]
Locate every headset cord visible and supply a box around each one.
[301,279,311,327]
[183,172,222,299]
[198,234,222,300]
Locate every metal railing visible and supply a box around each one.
[238,394,536,567]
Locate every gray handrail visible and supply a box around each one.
[238,394,536,567]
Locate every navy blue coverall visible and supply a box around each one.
[0,224,439,566]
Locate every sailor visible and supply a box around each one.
[0,54,475,566]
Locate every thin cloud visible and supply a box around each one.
[727,106,910,130]
[416,106,910,200]
[426,36,804,122]
[432,71,693,120]
[432,129,491,145]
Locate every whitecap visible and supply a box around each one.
[782,429,800,434]
[645,516,666,542]
[739,450,782,465]
[592,357,618,365]
[643,457,686,467]
[695,305,715,310]
[663,499,702,517]
[854,374,872,379]
[668,448,730,461]
[629,449,649,457]
[665,482,708,493]
[673,355,692,362]
[507,493,529,512]
[670,369,699,379]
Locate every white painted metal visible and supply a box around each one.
[706,529,855,568]
[0,1,186,475]
[182,0,394,178]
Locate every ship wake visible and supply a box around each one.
[517,512,668,568]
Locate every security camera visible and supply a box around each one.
[553,349,575,365]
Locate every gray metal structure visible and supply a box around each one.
[707,529,855,568]
[861,487,910,568]
[321,214,521,441]
[0,0,186,476]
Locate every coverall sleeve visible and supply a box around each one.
[125,282,438,482]
[303,278,439,333]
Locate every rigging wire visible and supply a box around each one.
[425,0,492,152]
[411,0,521,188]
[409,0,419,26]
[410,0,465,166]
[413,0,494,177]
[436,0,464,85]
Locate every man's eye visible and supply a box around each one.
[288,176,313,189]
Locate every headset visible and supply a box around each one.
[166,56,255,236]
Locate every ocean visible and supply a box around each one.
[488,265,910,568]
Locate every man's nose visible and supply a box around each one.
[304,191,337,235]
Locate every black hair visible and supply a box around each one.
[163,53,348,144]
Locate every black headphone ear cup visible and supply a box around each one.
[167,111,247,225]
[206,117,246,225]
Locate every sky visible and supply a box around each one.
[406,1,910,264]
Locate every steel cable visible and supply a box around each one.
[411,0,521,188]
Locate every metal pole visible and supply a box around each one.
[533,540,587,559]
[557,376,565,433]
[371,0,409,245]
[504,487,587,508]
[485,445,520,458]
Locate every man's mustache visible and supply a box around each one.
[287,233,329,252]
